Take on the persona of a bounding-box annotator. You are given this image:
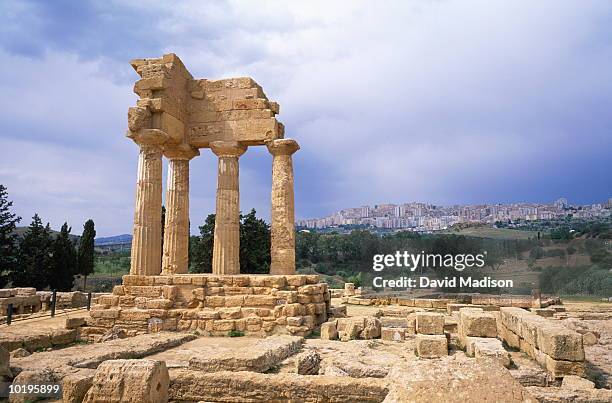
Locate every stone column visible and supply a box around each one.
[130,144,164,276]
[210,141,247,275]
[162,146,199,275]
[267,139,299,275]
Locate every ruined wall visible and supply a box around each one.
[84,274,329,340]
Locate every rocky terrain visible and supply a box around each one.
[0,293,610,402]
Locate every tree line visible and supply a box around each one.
[0,185,96,291]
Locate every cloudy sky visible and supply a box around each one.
[0,0,611,236]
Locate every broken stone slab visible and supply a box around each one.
[9,368,57,403]
[83,360,169,403]
[62,368,95,403]
[533,308,555,318]
[188,335,303,373]
[561,375,595,390]
[296,350,321,375]
[472,338,511,368]
[360,317,381,339]
[169,369,388,402]
[527,386,612,403]
[415,312,444,335]
[415,334,448,358]
[385,355,536,402]
[509,366,550,387]
[11,332,197,374]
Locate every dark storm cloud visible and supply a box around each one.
[0,0,610,236]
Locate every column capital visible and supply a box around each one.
[164,144,200,160]
[266,138,299,156]
[210,141,247,158]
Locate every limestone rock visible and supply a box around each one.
[66,317,87,329]
[509,366,550,387]
[83,359,169,403]
[472,337,511,368]
[459,309,497,338]
[561,375,595,390]
[62,369,95,403]
[9,348,30,359]
[582,332,598,346]
[415,334,448,358]
[415,312,444,335]
[324,365,349,377]
[0,345,11,380]
[296,350,321,375]
[320,322,338,340]
[385,355,536,402]
[527,386,612,403]
[10,369,56,403]
[99,326,127,342]
[360,317,381,339]
[381,327,406,342]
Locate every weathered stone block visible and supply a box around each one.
[414,299,433,308]
[245,295,276,306]
[145,299,173,309]
[561,375,595,390]
[124,286,162,298]
[212,320,235,332]
[460,309,497,338]
[415,334,448,358]
[533,308,555,318]
[218,307,242,319]
[224,295,245,307]
[381,327,406,342]
[360,317,381,339]
[500,307,526,335]
[62,369,94,403]
[472,338,511,368]
[83,359,169,403]
[545,355,586,378]
[205,296,226,307]
[90,307,121,319]
[321,322,338,340]
[66,317,86,329]
[415,312,444,335]
[537,323,584,361]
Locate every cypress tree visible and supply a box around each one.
[77,219,96,289]
[240,209,270,274]
[191,214,215,273]
[14,214,53,289]
[0,185,21,287]
[51,222,77,291]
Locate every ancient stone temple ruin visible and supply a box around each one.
[85,54,328,338]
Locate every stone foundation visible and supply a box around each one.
[85,274,329,338]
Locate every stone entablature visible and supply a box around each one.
[125,53,298,277]
[85,275,329,339]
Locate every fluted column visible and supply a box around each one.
[130,144,164,276]
[267,139,299,275]
[162,146,199,275]
[210,141,247,275]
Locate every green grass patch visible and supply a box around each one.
[228,330,245,337]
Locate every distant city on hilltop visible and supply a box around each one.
[297,198,612,232]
